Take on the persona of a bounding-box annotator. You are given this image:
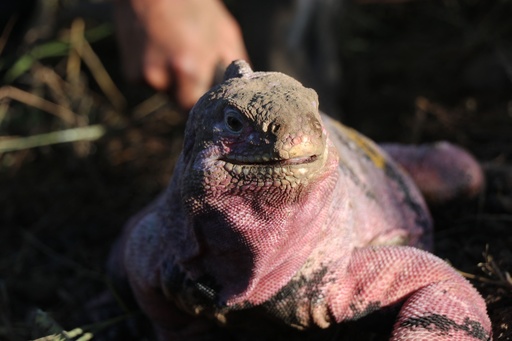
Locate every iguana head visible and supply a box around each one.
[183,60,329,193]
[169,60,339,306]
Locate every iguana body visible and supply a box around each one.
[113,60,490,340]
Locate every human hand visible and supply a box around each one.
[114,0,249,109]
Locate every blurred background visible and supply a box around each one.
[0,0,511,340]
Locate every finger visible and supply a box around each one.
[143,43,171,91]
[174,57,215,109]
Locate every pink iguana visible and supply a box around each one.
[109,60,490,340]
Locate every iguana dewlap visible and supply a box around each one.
[114,60,490,340]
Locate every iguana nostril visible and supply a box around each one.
[270,123,280,134]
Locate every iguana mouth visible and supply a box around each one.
[217,153,325,185]
[222,154,319,167]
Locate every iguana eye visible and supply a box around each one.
[224,109,244,134]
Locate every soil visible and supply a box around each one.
[0,0,510,340]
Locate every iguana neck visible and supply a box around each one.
[160,142,341,306]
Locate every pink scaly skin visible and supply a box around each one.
[381,142,484,204]
[113,60,491,340]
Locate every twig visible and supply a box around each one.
[132,93,169,120]
[0,86,77,125]
[479,246,512,287]
[33,64,74,114]
[459,270,511,288]
[67,18,84,86]
[32,310,94,341]
[0,125,105,153]
[75,35,126,111]
[32,309,72,341]
[0,98,10,126]
[414,96,456,129]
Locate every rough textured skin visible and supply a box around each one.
[113,60,491,340]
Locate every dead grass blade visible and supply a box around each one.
[132,93,169,120]
[3,41,70,83]
[67,19,84,86]
[0,86,78,125]
[32,65,74,113]
[32,309,93,341]
[32,309,72,341]
[0,125,105,153]
[0,97,9,126]
[2,23,112,83]
[479,245,512,289]
[460,245,512,290]
[71,18,126,112]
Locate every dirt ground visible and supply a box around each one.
[0,0,511,340]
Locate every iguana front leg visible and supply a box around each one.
[327,246,491,340]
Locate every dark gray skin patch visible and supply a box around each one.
[193,274,223,304]
[349,301,382,320]
[261,266,330,328]
[162,260,222,307]
[383,164,433,248]
[400,314,490,341]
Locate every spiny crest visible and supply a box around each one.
[188,60,320,142]
[223,60,254,80]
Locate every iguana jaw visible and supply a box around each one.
[222,153,318,166]
[214,147,327,189]
[215,128,328,187]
